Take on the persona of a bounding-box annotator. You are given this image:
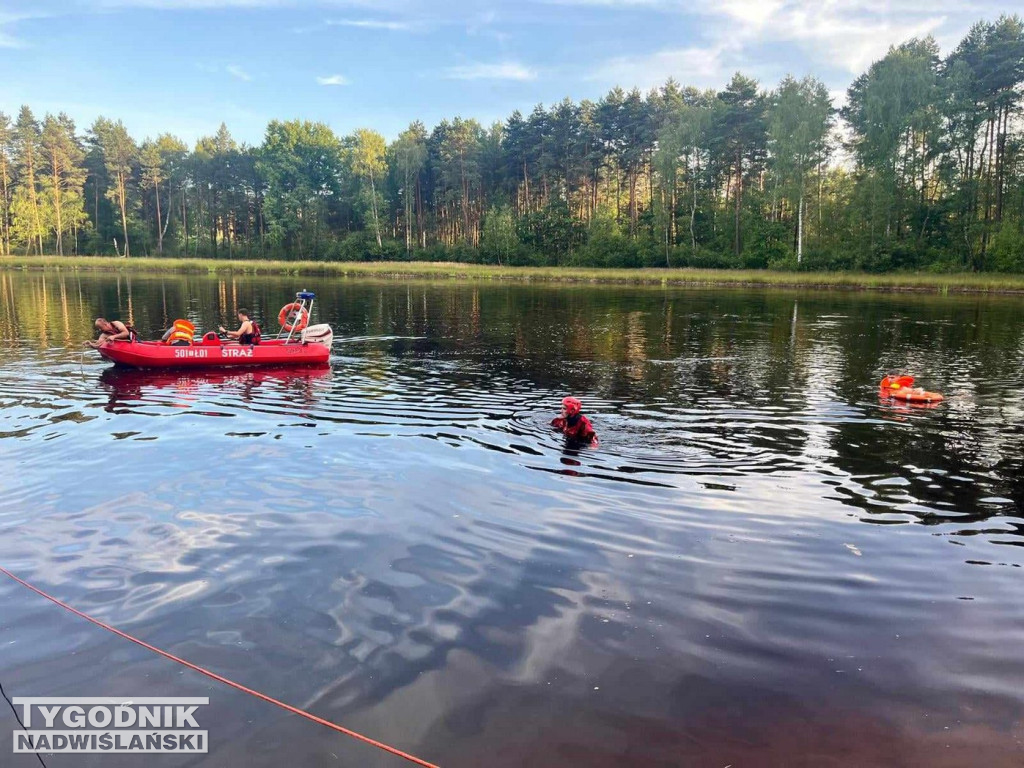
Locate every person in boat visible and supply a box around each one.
[219,309,261,345]
[551,396,598,446]
[84,318,135,348]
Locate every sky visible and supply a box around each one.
[0,0,1018,146]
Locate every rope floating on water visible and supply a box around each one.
[0,566,440,768]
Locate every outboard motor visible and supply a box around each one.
[301,323,333,348]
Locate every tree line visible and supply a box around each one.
[1,16,1022,272]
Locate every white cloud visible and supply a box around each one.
[466,9,497,35]
[84,0,403,8]
[442,62,536,81]
[590,43,732,90]
[325,18,412,31]
[195,62,254,80]
[714,0,785,30]
[89,0,290,7]
[540,0,664,5]
[0,10,45,48]
[0,30,23,48]
[754,3,947,75]
[316,74,350,86]
[464,8,511,44]
[589,0,982,95]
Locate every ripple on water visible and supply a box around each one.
[1,282,1024,767]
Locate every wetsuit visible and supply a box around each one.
[551,413,598,445]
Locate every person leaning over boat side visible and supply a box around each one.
[219,308,261,345]
[84,318,135,348]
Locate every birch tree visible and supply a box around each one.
[40,113,86,256]
[350,128,387,249]
[389,123,427,254]
[90,117,138,256]
[768,76,832,262]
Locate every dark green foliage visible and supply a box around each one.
[1,15,1022,271]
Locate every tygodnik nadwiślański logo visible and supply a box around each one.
[12,697,208,754]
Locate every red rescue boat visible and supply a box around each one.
[98,336,331,368]
[96,291,333,369]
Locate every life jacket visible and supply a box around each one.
[113,320,138,342]
[166,318,195,346]
[551,413,598,445]
[239,321,261,345]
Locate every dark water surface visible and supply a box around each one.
[1,271,1023,767]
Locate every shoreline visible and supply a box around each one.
[4,255,1024,294]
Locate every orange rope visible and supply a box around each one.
[0,566,439,768]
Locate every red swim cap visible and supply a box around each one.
[562,397,582,416]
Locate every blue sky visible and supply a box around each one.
[0,0,1017,145]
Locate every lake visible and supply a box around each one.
[1,270,1023,767]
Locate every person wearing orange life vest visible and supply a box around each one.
[219,308,261,345]
[161,318,196,345]
[551,396,598,446]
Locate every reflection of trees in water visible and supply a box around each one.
[324,284,1023,507]
[5,271,1024,760]
[4,272,1024,518]
[0,272,20,347]
[0,272,93,350]
[820,298,1024,526]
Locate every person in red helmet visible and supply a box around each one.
[551,396,598,446]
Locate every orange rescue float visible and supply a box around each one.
[278,302,309,333]
[879,375,944,403]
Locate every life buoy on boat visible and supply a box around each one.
[278,303,310,332]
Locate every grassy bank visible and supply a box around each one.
[4,255,1024,294]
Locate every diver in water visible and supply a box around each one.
[551,396,598,446]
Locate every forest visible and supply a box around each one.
[0,16,1022,272]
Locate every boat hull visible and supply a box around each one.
[98,339,330,369]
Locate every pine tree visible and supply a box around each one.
[0,112,13,256]
[40,113,86,256]
[13,106,44,255]
[90,118,138,257]
[139,134,187,255]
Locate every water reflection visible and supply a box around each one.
[100,365,333,414]
[1,272,1023,766]
[1,272,1022,528]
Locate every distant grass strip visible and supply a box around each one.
[4,255,1024,294]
